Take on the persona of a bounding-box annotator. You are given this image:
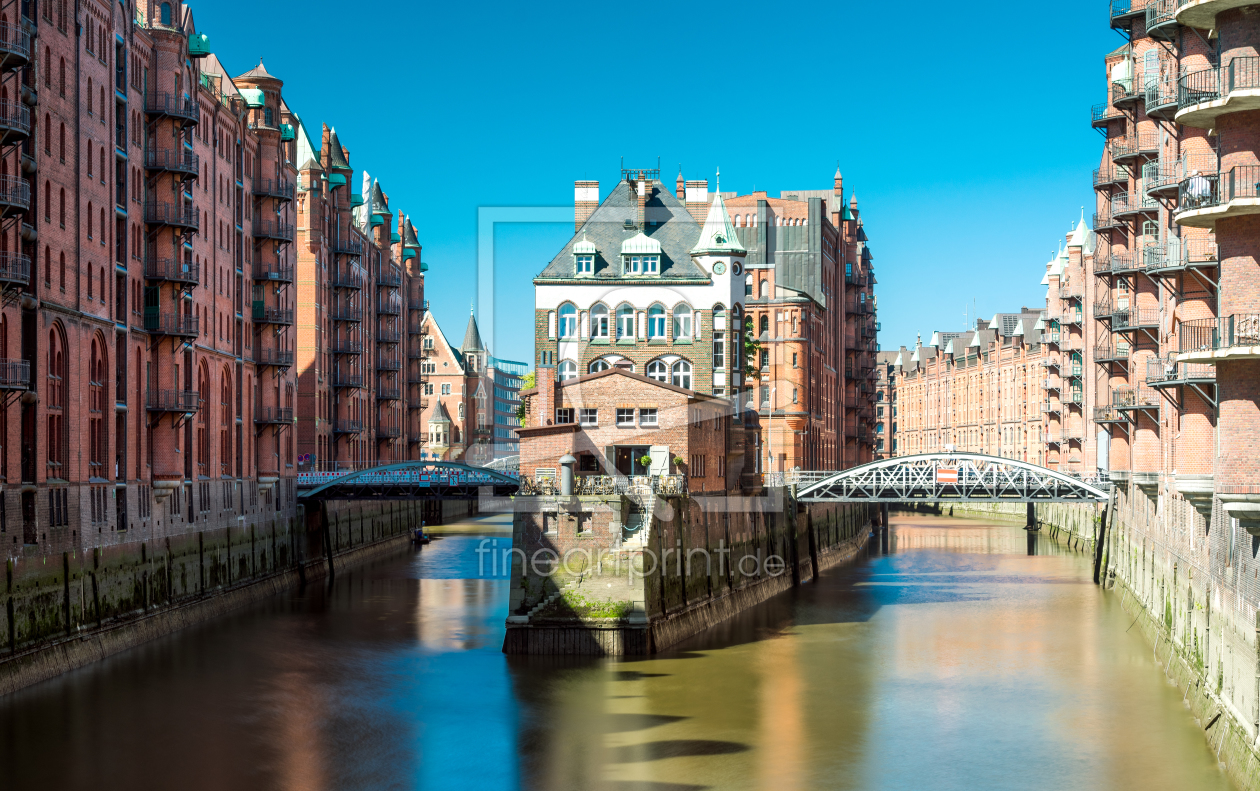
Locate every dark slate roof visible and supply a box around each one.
[431,400,451,422]
[462,313,485,353]
[327,129,351,171]
[403,220,420,248]
[371,182,388,215]
[538,180,708,281]
[235,60,279,82]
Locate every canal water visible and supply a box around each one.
[0,513,1235,790]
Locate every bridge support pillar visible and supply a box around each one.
[1025,502,1038,531]
[880,503,889,529]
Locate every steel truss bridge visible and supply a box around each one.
[795,453,1110,504]
[297,461,520,501]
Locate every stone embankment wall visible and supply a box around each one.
[927,490,1260,791]
[0,499,429,696]
[503,488,875,655]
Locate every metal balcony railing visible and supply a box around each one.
[145,92,200,123]
[252,178,295,202]
[1095,343,1131,362]
[253,348,294,368]
[1178,165,1260,214]
[376,357,401,371]
[377,329,401,344]
[1108,133,1159,162]
[331,307,363,322]
[255,407,294,425]
[1112,387,1159,409]
[1093,165,1129,187]
[146,389,199,412]
[144,312,199,337]
[333,237,364,256]
[1146,358,1215,384]
[376,299,401,315]
[253,264,294,283]
[1180,314,1260,353]
[0,251,30,286]
[144,147,198,176]
[376,387,401,401]
[0,174,30,213]
[378,267,402,287]
[331,340,363,355]
[252,305,294,325]
[1179,57,1260,112]
[1091,101,1124,127]
[144,201,198,230]
[409,299,430,311]
[1111,191,1158,218]
[144,256,199,284]
[1114,308,1160,330]
[0,358,29,389]
[377,425,401,439]
[0,23,32,70]
[1145,0,1178,38]
[332,269,364,289]
[252,217,295,242]
[333,419,364,434]
[1094,405,1129,423]
[332,374,364,389]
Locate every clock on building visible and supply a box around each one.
[712,262,726,275]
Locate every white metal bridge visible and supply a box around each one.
[793,453,1110,504]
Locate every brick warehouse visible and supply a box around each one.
[0,1,442,556]
[530,166,878,480]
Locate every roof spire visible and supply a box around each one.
[715,166,720,193]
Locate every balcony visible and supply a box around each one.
[409,299,430,312]
[1145,0,1179,38]
[407,396,429,410]
[1092,300,1119,319]
[253,264,294,284]
[1092,210,1121,232]
[378,267,402,288]
[1111,190,1159,219]
[146,389,199,413]
[0,358,29,389]
[0,251,30,287]
[252,305,294,325]
[1144,79,1180,120]
[1110,0,1148,28]
[145,92,199,125]
[1146,358,1215,387]
[1042,377,1060,391]
[0,174,29,217]
[377,425,401,439]
[1142,160,1181,198]
[1094,405,1130,424]
[144,147,198,177]
[331,307,363,323]
[1091,101,1124,128]
[1108,133,1159,164]
[252,178,295,203]
[0,99,29,147]
[333,237,364,257]
[144,312,199,338]
[1045,331,1061,344]
[333,419,363,434]
[1061,309,1084,325]
[376,357,401,372]
[1093,165,1130,189]
[376,299,401,316]
[376,387,401,401]
[1113,308,1160,333]
[332,269,364,290]
[253,348,294,369]
[407,346,423,359]
[1042,402,1060,414]
[1176,165,1260,228]
[1095,343,1131,363]
[1060,283,1083,301]
[332,374,363,390]
[144,201,198,231]
[253,217,295,242]
[1177,0,1260,29]
[255,407,294,425]
[1177,57,1260,129]
[1113,386,1159,410]
[144,256,199,285]
[377,328,401,344]
[0,23,32,71]
[1179,313,1260,362]
[331,340,363,355]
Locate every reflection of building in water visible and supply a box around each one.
[413,579,503,651]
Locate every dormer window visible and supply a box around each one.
[620,232,662,277]
[573,235,596,277]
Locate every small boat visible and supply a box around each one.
[411,524,431,545]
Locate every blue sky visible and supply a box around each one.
[194,0,1115,364]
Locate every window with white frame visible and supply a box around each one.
[671,360,692,389]
[616,407,634,427]
[616,304,634,339]
[639,408,658,427]
[579,407,598,426]
[558,303,577,338]
[647,304,665,338]
[555,408,573,424]
[672,304,692,338]
[441,383,451,395]
[646,360,668,382]
[558,360,577,381]
[589,358,609,373]
[590,304,609,338]
[575,254,593,275]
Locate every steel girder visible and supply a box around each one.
[298,461,520,501]
[795,453,1110,503]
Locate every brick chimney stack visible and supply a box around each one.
[636,176,649,228]
[574,181,599,231]
[684,179,709,223]
[534,365,557,426]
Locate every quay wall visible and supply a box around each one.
[0,498,445,696]
[502,488,876,655]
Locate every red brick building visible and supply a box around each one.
[518,365,737,494]
[0,1,428,552]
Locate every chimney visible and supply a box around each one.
[832,167,843,225]
[574,180,599,232]
[636,176,649,228]
[684,179,709,223]
[534,365,557,426]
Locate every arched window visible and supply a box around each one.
[43,180,49,222]
[43,245,49,284]
[42,113,49,153]
[58,251,65,289]
[646,360,668,382]
[89,338,105,472]
[58,122,64,162]
[558,360,577,381]
[197,365,209,474]
[588,358,610,373]
[160,2,172,25]
[671,360,692,389]
[647,304,665,338]
[557,303,577,338]
[43,47,49,86]
[616,303,634,339]
[58,58,65,97]
[590,303,609,338]
[759,314,769,335]
[59,187,65,227]
[47,327,65,473]
[87,78,93,114]
[87,201,93,238]
[759,279,769,299]
[672,304,692,339]
[733,214,742,228]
